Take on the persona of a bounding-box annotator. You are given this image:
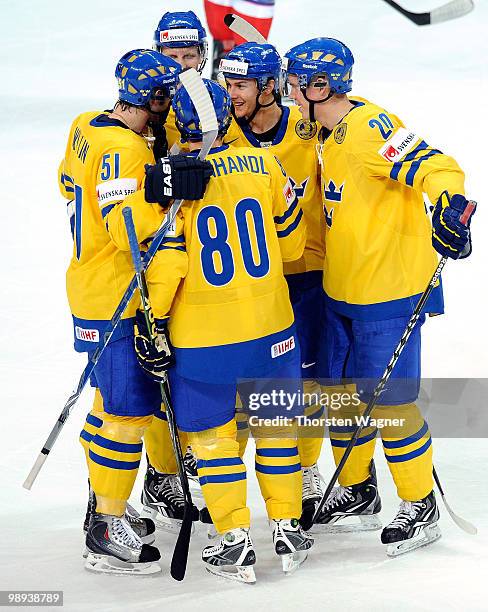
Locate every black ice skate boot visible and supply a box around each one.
[381,490,441,556]
[202,528,256,583]
[83,483,155,545]
[272,518,314,574]
[141,464,187,533]
[85,513,161,575]
[300,463,325,529]
[310,462,382,533]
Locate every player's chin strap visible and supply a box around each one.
[301,88,334,123]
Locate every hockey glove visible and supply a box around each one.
[144,154,213,207]
[432,192,475,259]
[134,310,175,383]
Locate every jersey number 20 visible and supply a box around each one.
[197,198,270,286]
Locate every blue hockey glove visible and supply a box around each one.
[134,310,175,382]
[144,154,213,207]
[432,192,476,259]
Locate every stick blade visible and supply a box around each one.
[224,13,267,43]
[430,0,474,24]
[441,494,478,535]
[170,506,194,581]
[179,68,218,133]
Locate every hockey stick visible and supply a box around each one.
[122,207,198,580]
[23,68,218,490]
[224,13,267,43]
[433,467,477,534]
[382,0,474,26]
[300,202,477,533]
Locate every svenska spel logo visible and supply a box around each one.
[382,145,398,161]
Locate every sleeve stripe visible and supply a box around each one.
[101,203,116,219]
[405,150,442,186]
[274,194,299,225]
[277,208,303,238]
[390,140,428,180]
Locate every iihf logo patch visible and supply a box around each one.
[295,119,317,140]
[334,123,347,144]
[324,179,344,202]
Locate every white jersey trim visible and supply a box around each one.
[232,0,274,19]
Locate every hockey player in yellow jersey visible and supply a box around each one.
[139,10,211,503]
[285,38,476,555]
[58,49,212,573]
[151,11,208,152]
[219,42,328,520]
[134,79,313,582]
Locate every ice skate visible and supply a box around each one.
[202,528,256,583]
[300,463,325,528]
[381,490,441,557]
[140,464,189,533]
[272,518,314,575]
[83,486,155,545]
[85,513,161,575]
[310,464,382,533]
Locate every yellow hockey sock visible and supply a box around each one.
[327,386,376,486]
[253,422,301,520]
[143,406,188,474]
[380,403,433,500]
[88,414,152,516]
[297,380,325,467]
[188,419,250,533]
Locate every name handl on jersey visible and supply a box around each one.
[378,128,420,163]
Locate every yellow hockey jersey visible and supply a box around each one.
[224,105,325,274]
[148,144,306,380]
[318,98,465,319]
[58,111,166,351]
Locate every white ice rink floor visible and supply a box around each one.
[1,0,487,609]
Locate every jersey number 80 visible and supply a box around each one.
[197,198,270,287]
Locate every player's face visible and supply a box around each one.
[286,74,310,119]
[226,78,259,119]
[148,90,171,115]
[161,46,201,70]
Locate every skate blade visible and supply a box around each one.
[84,552,161,575]
[205,564,256,584]
[140,506,194,535]
[310,514,382,534]
[280,551,308,575]
[386,523,442,558]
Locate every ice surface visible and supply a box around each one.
[0,1,487,610]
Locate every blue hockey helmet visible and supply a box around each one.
[284,38,354,93]
[154,11,208,70]
[173,79,232,142]
[220,42,282,94]
[115,49,181,107]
